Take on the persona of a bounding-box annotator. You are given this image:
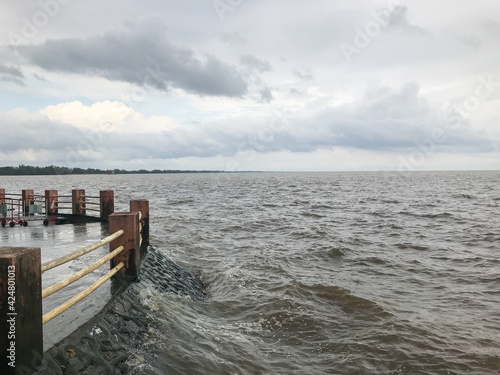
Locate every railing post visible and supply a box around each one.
[0,189,5,220]
[0,247,43,374]
[108,212,140,281]
[100,190,114,221]
[72,189,86,215]
[45,190,58,216]
[21,190,34,217]
[130,199,149,246]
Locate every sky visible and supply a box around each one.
[0,0,499,172]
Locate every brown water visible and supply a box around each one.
[2,171,500,374]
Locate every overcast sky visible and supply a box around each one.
[0,0,499,171]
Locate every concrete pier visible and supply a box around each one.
[0,188,149,372]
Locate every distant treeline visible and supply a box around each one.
[0,165,225,176]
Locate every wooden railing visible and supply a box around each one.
[0,188,115,228]
[0,198,149,374]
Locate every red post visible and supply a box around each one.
[108,212,140,281]
[21,190,34,217]
[130,199,149,247]
[0,247,43,374]
[45,190,58,216]
[72,189,86,215]
[0,190,5,221]
[100,190,114,221]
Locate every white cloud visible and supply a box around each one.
[40,101,180,133]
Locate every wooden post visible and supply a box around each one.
[108,212,140,281]
[0,247,43,374]
[72,189,86,215]
[100,190,114,221]
[0,189,5,220]
[130,199,149,246]
[45,190,58,216]
[21,190,34,217]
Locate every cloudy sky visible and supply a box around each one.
[0,0,499,171]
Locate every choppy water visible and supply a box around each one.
[3,171,500,374]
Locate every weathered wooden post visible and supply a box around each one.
[100,190,114,221]
[0,247,43,374]
[45,190,58,216]
[21,190,34,217]
[130,199,149,246]
[72,189,86,215]
[108,212,140,281]
[0,189,5,220]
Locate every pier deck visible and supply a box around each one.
[1,221,124,350]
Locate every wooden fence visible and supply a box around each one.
[0,188,114,227]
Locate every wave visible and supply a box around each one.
[396,243,430,251]
[325,247,346,258]
[289,227,332,239]
[33,245,205,374]
[398,211,454,219]
[299,212,326,219]
[452,193,476,199]
[310,204,334,210]
[168,198,197,205]
[292,282,392,320]
[261,203,279,208]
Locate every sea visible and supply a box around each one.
[1,171,500,374]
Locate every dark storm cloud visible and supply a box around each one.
[15,25,248,97]
[0,64,24,85]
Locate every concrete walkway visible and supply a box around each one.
[0,221,121,350]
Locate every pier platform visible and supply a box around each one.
[1,221,126,350]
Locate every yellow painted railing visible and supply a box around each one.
[42,245,125,299]
[41,230,124,272]
[43,262,125,324]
